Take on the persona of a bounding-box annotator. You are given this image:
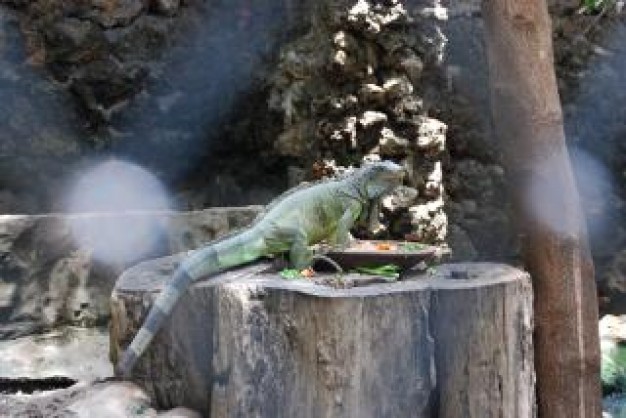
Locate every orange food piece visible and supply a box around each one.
[375,242,394,251]
[300,267,315,278]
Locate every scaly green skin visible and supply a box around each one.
[115,161,404,376]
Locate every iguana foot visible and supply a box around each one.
[332,232,357,251]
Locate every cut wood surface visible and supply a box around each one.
[110,257,534,417]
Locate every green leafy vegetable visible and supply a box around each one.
[280,268,302,280]
[400,242,426,252]
[354,264,401,279]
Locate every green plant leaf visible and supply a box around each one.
[280,268,302,280]
[582,0,606,12]
[354,264,401,278]
[400,242,427,252]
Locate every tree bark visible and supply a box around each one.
[110,257,534,417]
[481,0,601,416]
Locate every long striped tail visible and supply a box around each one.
[115,267,193,377]
[115,229,265,377]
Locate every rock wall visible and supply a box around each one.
[0,0,450,242]
[433,1,515,262]
[0,0,302,212]
[0,207,260,338]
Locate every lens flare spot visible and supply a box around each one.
[66,160,171,264]
[523,148,614,239]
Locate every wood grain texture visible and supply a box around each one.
[110,258,534,417]
[432,269,534,418]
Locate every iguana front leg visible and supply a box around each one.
[330,201,362,249]
[357,199,385,235]
[288,228,313,270]
[287,228,344,273]
[366,199,386,235]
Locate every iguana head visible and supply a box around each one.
[355,160,405,199]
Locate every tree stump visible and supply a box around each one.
[110,257,534,417]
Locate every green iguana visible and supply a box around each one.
[115,160,405,376]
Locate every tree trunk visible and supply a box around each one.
[110,257,534,417]
[480,0,601,416]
